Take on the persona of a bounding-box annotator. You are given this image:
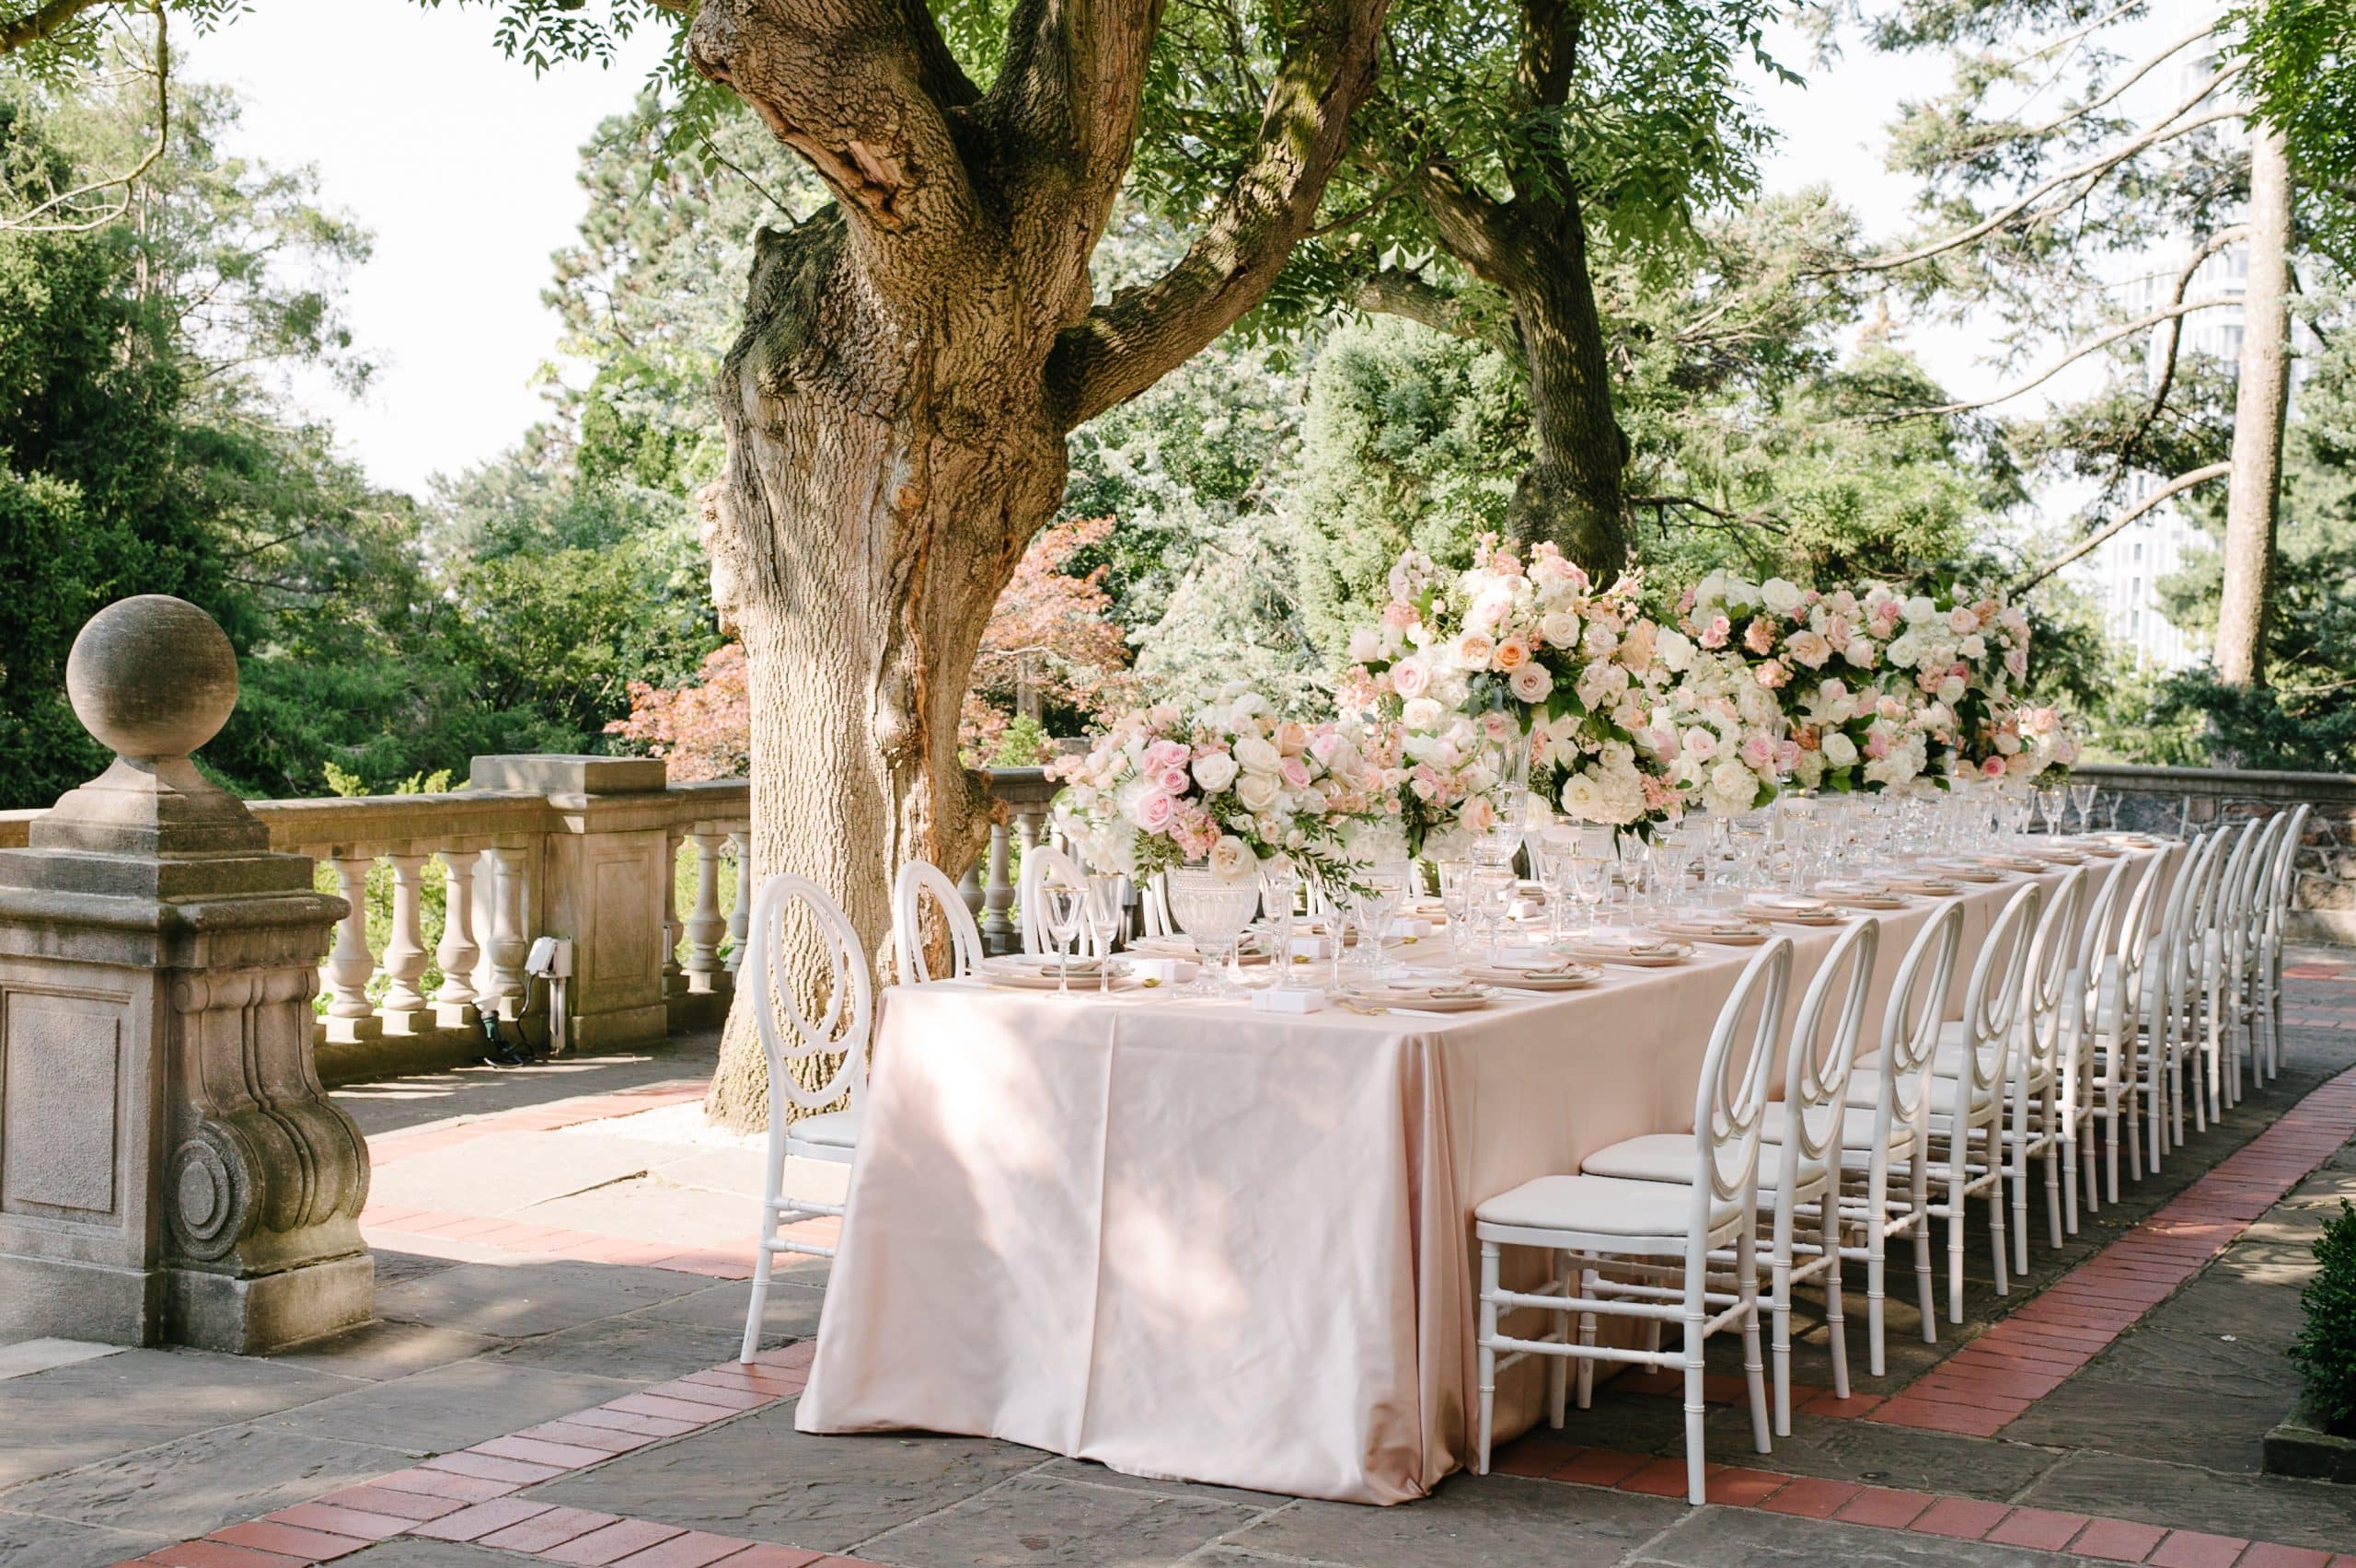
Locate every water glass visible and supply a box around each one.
[1259,860,1300,982]
[1438,859,1478,956]
[1350,865,1409,979]
[1167,867,1261,996]
[2071,782,2100,834]
[2037,787,2068,836]
[1041,881,1085,995]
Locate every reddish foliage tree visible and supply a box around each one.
[608,522,1129,774]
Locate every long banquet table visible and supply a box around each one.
[795,850,2144,1505]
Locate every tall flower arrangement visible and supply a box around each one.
[1047,686,1380,882]
[1859,583,2031,777]
[1341,538,1682,841]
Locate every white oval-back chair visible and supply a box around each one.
[891,859,985,986]
[741,873,875,1360]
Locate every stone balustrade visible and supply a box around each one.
[0,757,1063,1081]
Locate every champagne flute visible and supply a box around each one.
[1083,874,1126,994]
[1042,881,1083,995]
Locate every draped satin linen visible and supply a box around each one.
[797,857,2137,1505]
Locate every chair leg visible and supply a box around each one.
[1946,1169,1968,1324]
[1912,1160,1936,1344]
[1548,1251,1569,1431]
[1738,1243,1770,1457]
[1576,1263,1599,1411]
[1771,1252,1792,1438]
[2044,1115,2064,1251]
[1866,1185,1888,1378]
[2011,1127,2030,1279]
[1683,1298,1709,1505]
[1989,1131,2011,1301]
[1822,1200,1850,1403]
[741,1221,776,1362]
[1475,1241,1500,1476]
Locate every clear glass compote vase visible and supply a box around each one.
[1165,866,1263,996]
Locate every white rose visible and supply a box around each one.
[1709,760,1760,814]
[1233,735,1281,775]
[1539,609,1582,647]
[1937,674,1967,705]
[1508,664,1553,703]
[1761,578,1805,617]
[1195,753,1241,793]
[1904,595,1937,624]
[1654,627,1695,673]
[1402,696,1444,731]
[1821,732,1859,767]
[1559,771,1605,822]
[1235,771,1281,813]
[1207,835,1258,882]
[1959,633,1986,661]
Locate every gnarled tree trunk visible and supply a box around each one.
[687,0,1386,1127]
[1500,206,1629,571]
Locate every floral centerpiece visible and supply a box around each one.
[1652,636,1793,813]
[1341,537,1683,845]
[1977,703,2080,782]
[1857,582,2032,778]
[1047,685,1380,882]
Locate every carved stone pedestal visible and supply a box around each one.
[0,595,368,1352]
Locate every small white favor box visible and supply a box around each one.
[1251,986,1329,1014]
[1127,956,1200,986]
[1287,934,1336,961]
[1385,917,1434,940]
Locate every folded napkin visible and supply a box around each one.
[1664,918,1766,937]
[1750,896,1832,914]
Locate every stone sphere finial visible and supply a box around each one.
[66,595,239,762]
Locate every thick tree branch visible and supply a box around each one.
[2011,461,2233,593]
[993,0,1161,178]
[2115,225,2249,461]
[1049,0,1388,428]
[688,0,979,242]
[0,0,110,54]
[1351,270,1510,349]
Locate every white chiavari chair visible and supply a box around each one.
[890,859,986,986]
[742,873,874,1360]
[1472,939,1792,1505]
[1831,900,1964,1373]
[2253,804,2310,1082]
[2089,841,2180,1201]
[2056,858,2133,1230]
[1991,866,2085,1273]
[1854,880,2039,1323]
[2194,821,2261,1128]
[1588,918,1880,1435]
[2156,828,2229,1159]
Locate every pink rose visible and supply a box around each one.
[1865,729,1891,759]
[1700,615,1730,650]
[1508,664,1553,703]
[1740,734,1777,770]
[1755,660,1790,690]
[1478,710,1519,744]
[1308,730,1343,764]
[1786,629,1831,668]
[1280,757,1311,790]
[1143,739,1189,773]
[1160,767,1191,794]
[1392,658,1432,698]
[1743,617,1776,656]
[1949,606,1979,635]
[1381,600,1417,628]
[1136,792,1176,832]
[1456,631,1497,669]
[1981,757,2008,779]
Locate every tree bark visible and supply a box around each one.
[2216,122,2293,688]
[687,0,1386,1128]
[1499,208,1630,573]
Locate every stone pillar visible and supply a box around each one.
[0,595,368,1352]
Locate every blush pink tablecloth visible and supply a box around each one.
[796,856,2137,1504]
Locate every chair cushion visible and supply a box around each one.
[1475,1173,1739,1238]
[1587,1129,1828,1191]
[787,1106,861,1150]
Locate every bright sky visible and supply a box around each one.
[182,5,1959,499]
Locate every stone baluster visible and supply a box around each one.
[321,851,380,1043]
[378,850,432,1035]
[483,844,529,1020]
[433,847,480,1028]
[724,829,753,975]
[1011,807,1043,948]
[684,830,727,993]
[982,820,1014,953]
[662,826,687,998]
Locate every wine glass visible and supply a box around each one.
[1083,874,1127,994]
[1350,864,1409,981]
[1438,859,1478,958]
[1041,879,1084,995]
[1563,850,1610,941]
[2071,781,2100,835]
[2037,786,2068,837]
[1650,834,1696,918]
[1468,864,1516,963]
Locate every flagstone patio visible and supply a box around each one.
[7,962,2356,1568]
